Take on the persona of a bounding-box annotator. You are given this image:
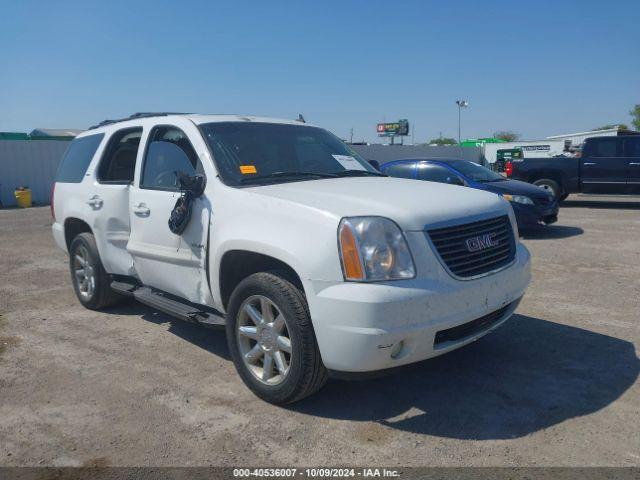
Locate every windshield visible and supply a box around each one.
[199,122,377,186]
[446,160,504,182]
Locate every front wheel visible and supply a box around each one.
[226,271,327,404]
[533,178,561,200]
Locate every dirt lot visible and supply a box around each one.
[0,196,639,467]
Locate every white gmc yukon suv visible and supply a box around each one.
[52,113,531,404]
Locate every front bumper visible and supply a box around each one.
[512,201,559,229]
[307,241,531,373]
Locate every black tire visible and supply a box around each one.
[68,232,122,310]
[533,178,561,200]
[226,271,327,404]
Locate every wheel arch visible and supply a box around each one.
[64,217,93,251]
[218,249,305,311]
[527,170,566,193]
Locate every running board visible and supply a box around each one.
[110,281,225,328]
[111,281,138,297]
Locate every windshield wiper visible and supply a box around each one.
[239,169,387,185]
[332,170,387,177]
[240,171,338,184]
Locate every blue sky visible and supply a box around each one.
[1,0,638,143]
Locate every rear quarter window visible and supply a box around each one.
[56,133,104,183]
[624,138,640,158]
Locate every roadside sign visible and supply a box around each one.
[377,119,409,137]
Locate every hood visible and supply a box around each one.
[478,179,551,200]
[246,177,510,231]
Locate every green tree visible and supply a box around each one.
[630,104,640,131]
[428,137,457,146]
[493,130,520,142]
[593,124,629,131]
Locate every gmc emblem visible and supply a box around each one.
[465,233,499,252]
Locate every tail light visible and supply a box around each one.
[505,161,513,177]
[50,183,56,220]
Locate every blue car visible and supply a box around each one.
[380,158,559,230]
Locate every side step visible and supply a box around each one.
[111,281,138,297]
[111,281,225,328]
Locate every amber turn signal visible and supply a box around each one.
[339,222,365,281]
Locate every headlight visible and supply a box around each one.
[501,193,534,205]
[338,216,416,281]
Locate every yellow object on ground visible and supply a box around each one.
[14,188,32,208]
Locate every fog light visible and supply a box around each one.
[390,341,404,359]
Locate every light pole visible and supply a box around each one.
[455,100,468,145]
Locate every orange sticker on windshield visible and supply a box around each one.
[239,165,257,174]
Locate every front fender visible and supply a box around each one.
[207,185,345,310]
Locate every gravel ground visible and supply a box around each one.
[0,196,639,467]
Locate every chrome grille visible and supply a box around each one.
[427,215,516,278]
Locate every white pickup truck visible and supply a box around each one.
[52,113,531,404]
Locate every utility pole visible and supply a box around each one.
[455,100,468,145]
[456,100,468,159]
[349,128,354,143]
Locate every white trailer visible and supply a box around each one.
[546,127,620,147]
[483,140,566,165]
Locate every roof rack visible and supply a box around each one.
[88,112,186,130]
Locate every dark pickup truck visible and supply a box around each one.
[506,136,640,200]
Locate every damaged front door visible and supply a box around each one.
[127,122,212,305]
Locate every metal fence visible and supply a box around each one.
[0,140,69,207]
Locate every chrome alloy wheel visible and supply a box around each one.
[236,295,292,385]
[73,245,95,300]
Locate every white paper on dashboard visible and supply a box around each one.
[332,155,367,171]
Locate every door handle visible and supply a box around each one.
[583,162,596,166]
[87,195,103,208]
[133,203,150,216]
[629,162,640,166]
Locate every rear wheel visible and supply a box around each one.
[226,271,327,404]
[69,233,122,310]
[533,178,561,200]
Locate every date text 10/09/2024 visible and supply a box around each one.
[233,468,401,478]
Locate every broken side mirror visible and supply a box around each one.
[177,172,206,197]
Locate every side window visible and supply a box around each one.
[97,127,142,183]
[141,126,203,190]
[55,133,104,183]
[590,138,621,157]
[624,138,640,158]
[417,163,464,185]
[383,162,415,179]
